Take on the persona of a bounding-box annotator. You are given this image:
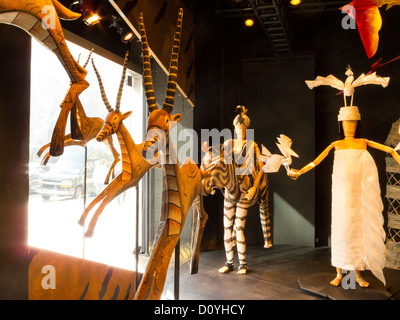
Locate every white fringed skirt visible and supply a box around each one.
[331,149,386,285]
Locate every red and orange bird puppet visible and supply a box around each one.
[343,1,399,58]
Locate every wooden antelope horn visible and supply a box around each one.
[83,49,94,68]
[163,8,183,113]
[91,58,114,112]
[116,51,130,113]
[139,12,158,113]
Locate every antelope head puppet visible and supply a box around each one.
[78,51,152,238]
[0,0,90,156]
[36,50,121,185]
[140,9,182,163]
[94,52,132,145]
[135,9,208,300]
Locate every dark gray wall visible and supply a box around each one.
[193,6,400,250]
[242,57,316,246]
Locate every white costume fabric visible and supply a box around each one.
[331,148,386,285]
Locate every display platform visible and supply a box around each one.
[164,244,400,300]
[298,272,392,300]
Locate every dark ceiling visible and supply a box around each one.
[58,0,351,55]
[185,0,351,56]
[58,0,132,57]
[57,0,400,64]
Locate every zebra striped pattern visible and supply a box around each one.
[258,179,271,247]
[223,199,249,266]
[201,143,272,268]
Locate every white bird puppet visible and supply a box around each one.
[305,66,390,107]
[258,134,299,173]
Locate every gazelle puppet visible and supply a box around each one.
[37,50,121,185]
[77,51,153,238]
[0,0,90,156]
[137,9,208,300]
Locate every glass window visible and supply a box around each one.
[28,38,144,272]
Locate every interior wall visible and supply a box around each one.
[194,7,317,249]
[0,25,31,299]
[193,8,225,251]
[195,7,400,251]
[242,56,316,247]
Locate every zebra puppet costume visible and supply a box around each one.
[201,106,271,275]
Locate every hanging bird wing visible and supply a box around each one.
[355,5,382,58]
[305,75,344,91]
[352,72,390,88]
[353,0,385,9]
[351,0,400,58]
[352,0,400,10]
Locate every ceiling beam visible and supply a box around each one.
[248,0,292,56]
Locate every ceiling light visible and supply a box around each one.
[290,0,301,5]
[245,19,254,27]
[122,31,134,43]
[109,15,135,43]
[71,0,101,26]
[83,13,101,26]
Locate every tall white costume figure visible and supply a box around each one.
[289,105,400,287]
[289,67,400,287]
[331,107,385,285]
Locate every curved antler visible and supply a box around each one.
[91,58,114,112]
[139,12,158,113]
[116,51,130,113]
[83,49,94,68]
[163,8,183,113]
